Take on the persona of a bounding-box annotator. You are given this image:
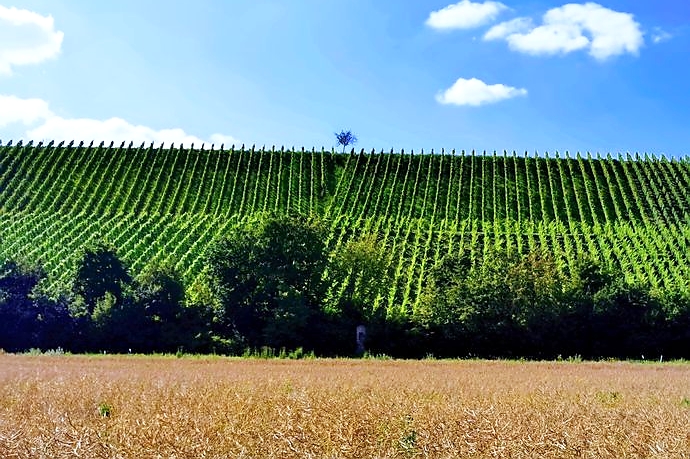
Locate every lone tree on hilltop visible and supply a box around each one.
[335,130,357,153]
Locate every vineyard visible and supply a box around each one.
[1,140,689,313]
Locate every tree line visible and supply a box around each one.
[1,214,689,359]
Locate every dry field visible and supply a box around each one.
[0,354,689,458]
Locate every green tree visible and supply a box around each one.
[335,130,357,153]
[416,250,477,356]
[134,264,189,352]
[571,256,614,296]
[72,243,132,314]
[0,260,63,351]
[591,282,662,358]
[88,291,139,352]
[70,244,139,352]
[503,250,568,357]
[205,214,328,350]
[419,249,568,358]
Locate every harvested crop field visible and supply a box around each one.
[0,355,689,458]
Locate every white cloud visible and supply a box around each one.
[484,17,533,40]
[506,21,591,55]
[0,7,237,147]
[651,27,671,44]
[0,5,64,75]
[0,94,53,127]
[27,116,239,146]
[27,117,240,147]
[485,2,644,60]
[426,0,508,30]
[1,94,238,147]
[436,77,527,106]
[208,134,242,146]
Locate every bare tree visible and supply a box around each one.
[335,130,357,153]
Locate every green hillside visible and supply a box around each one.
[1,140,689,312]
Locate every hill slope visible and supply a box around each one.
[1,141,689,312]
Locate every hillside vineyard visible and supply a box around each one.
[1,140,689,313]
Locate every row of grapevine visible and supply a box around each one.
[1,144,689,310]
[3,145,689,223]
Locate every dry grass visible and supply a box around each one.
[0,355,689,458]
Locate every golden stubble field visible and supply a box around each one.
[0,355,688,458]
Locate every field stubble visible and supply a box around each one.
[0,355,688,458]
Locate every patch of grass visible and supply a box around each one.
[596,390,623,407]
[23,347,66,356]
[98,402,112,418]
[238,346,315,359]
[398,414,417,455]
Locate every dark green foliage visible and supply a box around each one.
[0,261,72,352]
[572,256,614,296]
[84,266,189,353]
[415,248,677,359]
[659,292,690,358]
[69,252,198,353]
[0,261,43,298]
[72,243,132,314]
[590,282,663,358]
[1,235,689,357]
[132,264,203,352]
[135,265,185,327]
[87,292,142,352]
[417,249,555,357]
[205,214,329,350]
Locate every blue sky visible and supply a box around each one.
[1,0,689,156]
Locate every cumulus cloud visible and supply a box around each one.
[436,77,527,106]
[426,0,508,30]
[1,94,239,147]
[484,2,644,60]
[0,94,53,127]
[0,5,64,75]
[27,117,240,147]
[0,7,237,147]
[483,17,533,40]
